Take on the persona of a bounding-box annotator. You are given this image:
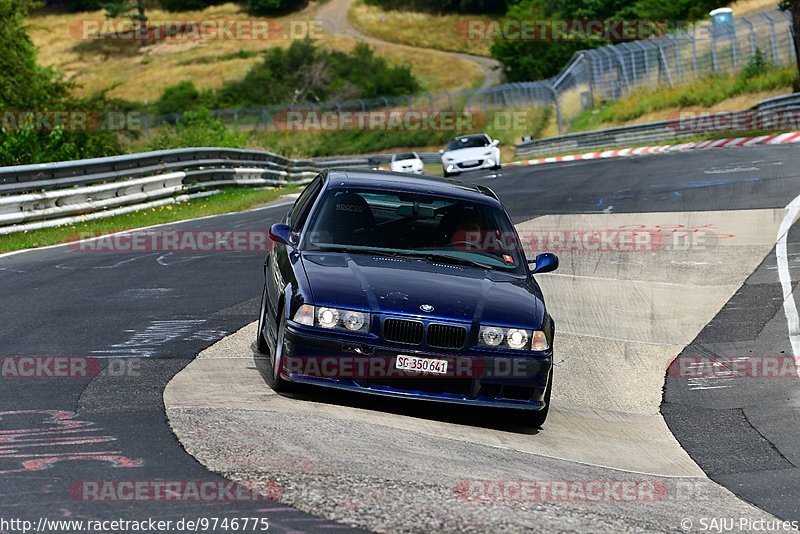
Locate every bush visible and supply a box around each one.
[154,81,213,115]
[214,39,420,108]
[147,108,248,150]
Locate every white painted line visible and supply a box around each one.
[776,193,800,375]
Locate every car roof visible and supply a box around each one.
[324,169,500,204]
[450,133,489,141]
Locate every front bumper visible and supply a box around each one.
[280,324,552,411]
[442,158,497,174]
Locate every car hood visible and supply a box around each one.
[301,252,544,328]
[442,146,494,162]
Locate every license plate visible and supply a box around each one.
[395,355,448,375]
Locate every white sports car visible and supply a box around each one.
[440,134,501,177]
[390,152,424,174]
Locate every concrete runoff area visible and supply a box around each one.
[165,209,784,531]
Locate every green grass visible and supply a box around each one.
[570,65,798,133]
[0,186,296,253]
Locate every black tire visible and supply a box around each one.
[527,369,553,428]
[256,285,270,354]
[265,311,294,393]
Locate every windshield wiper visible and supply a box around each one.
[313,247,495,270]
[413,252,493,270]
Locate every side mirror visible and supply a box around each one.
[529,252,558,274]
[491,139,500,147]
[269,223,295,246]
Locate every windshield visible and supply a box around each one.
[304,188,524,272]
[446,136,490,151]
[393,153,418,161]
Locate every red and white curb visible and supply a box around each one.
[504,131,800,167]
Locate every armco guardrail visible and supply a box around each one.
[751,92,800,111]
[0,147,371,235]
[515,92,800,158]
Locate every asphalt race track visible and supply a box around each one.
[2,144,800,532]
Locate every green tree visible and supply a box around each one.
[213,39,419,108]
[102,0,148,46]
[0,0,124,165]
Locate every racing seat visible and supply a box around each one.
[318,192,377,246]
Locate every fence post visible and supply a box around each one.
[782,10,798,65]
[741,16,757,59]
[711,26,719,71]
[762,13,780,63]
[634,41,650,79]
[690,26,699,78]
[657,42,675,87]
[548,84,562,136]
[667,35,683,82]
[619,43,638,84]
[611,46,631,94]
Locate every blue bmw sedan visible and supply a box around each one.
[257,169,558,427]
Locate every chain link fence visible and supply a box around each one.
[494,9,796,134]
[141,9,795,139]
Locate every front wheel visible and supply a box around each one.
[265,312,294,393]
[256,285,269,354]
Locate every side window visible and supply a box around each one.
[289,175,323,231]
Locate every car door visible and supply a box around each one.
[264,175,324,340]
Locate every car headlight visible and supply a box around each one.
[480,326,504,347]
[293,305,369,334]
[478,325,549,351]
